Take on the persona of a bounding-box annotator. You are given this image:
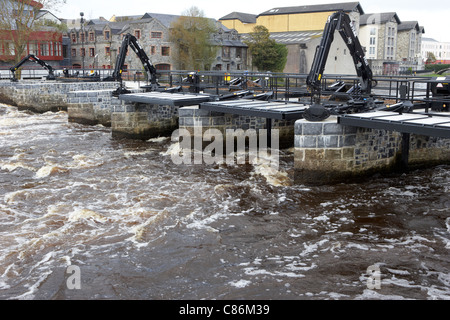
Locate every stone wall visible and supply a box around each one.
[178,106,296,148]
[67,88,127,126]
[294,117,450,185]
[111,102,179,140]
[0,81,119,113]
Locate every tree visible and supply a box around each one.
[426,51,437,64]
[169,6,217,71]
[245,25,288,72]
[0,0,66,64]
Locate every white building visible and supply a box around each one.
[421,37,450,64]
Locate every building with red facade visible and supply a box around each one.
[0,0,68,69]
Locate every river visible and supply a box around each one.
[0,103,449,300]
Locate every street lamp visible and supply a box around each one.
[80,12,85,76]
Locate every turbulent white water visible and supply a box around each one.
[0,103,449,300]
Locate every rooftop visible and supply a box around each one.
[242,30,323,44]
[360,12,401,25]
[258,2,364,16]
[219,12,258,23]
[398,21,424,33]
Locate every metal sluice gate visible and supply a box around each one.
[199,100,308,121]
[338,111,450,139]
[118,92,212,106]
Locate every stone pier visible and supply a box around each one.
[178,106,296,149]
[294,116,450,185]
[111,102,179,140]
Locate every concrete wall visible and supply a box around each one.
[294,117,450,185]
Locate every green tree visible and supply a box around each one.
[426,51,437,64]
[169,7,217,71]
[245,25,288,72]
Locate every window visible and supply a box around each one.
[89,32,95,42]
[370,27,376,36]
[151,32,162,39]
[134,30,141,39]
[71,48,77,57]
[63,45,68,58]
[89,48,95,57]
[161,47,170,56]
[81,48,86,57]
[104,30,110,40]
[222,47,230,59]
[41,42,49,56]
[370,37,376,45]
[105,47,110,55]
[28,41,38,55]
[236,47,242,59]
[3,42,14,56]
[156,64,170,71]
[151,46,156,55]
[53,42,59,56]
[80,33,85,43]
[71,33,77,43]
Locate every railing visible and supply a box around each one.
[1,66,448,113]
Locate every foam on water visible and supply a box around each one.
[0,104,449,300]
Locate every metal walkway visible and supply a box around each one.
[338,111,450,138]
[119,92,212,106]
[200,100,309,120]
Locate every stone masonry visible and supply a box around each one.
[294,116,450,185]
[0,81,119,113]
[178,106,296,149]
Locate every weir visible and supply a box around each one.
[0,75,449,185]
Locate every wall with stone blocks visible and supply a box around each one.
[67,88,127,126]
[111,102,179,140]
[294,117,450,185]
[0,81,119,113]
[178,106,296,148]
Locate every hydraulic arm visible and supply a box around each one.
[305,11,373,120]
[10,54,56,81]
[307,11,372,95]
[106,33,158,92]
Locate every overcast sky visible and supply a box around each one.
[55,0,450,42]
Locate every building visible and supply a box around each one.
[220,2,363,34]
[359,12,401,75]
[0,0,67,68]
[421,37,450,64]
[222,4,426,76]
[396,21,425,73]
[221,2,364,75]
[67,13,247,73]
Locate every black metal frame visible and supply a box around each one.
[118,92,212,107]
[338,112,450,138]
[200,100,308,121]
